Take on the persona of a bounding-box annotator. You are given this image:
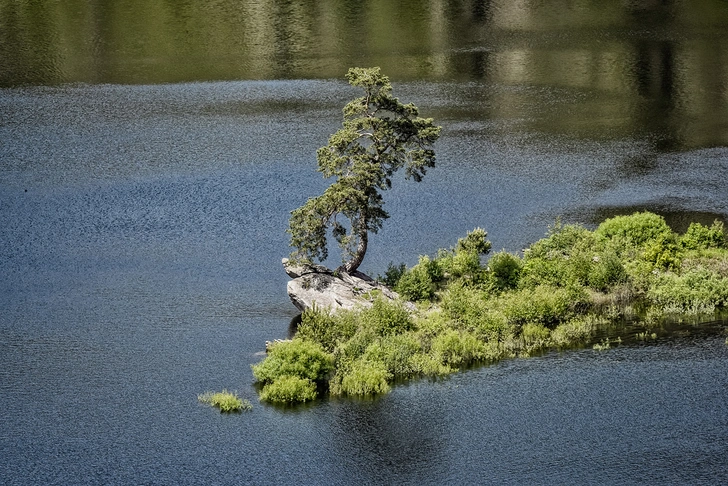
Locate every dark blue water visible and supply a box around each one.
[2,1,728,484]
[2,79,727,486]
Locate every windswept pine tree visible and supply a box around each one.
[288,67,441,273]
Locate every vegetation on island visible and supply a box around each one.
[264,68,728,405]
[255,212,728,404]
[198,390,252,412]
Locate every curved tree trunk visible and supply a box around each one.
[343,218,368,273]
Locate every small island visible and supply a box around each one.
[252,68,728,404]
[256,212,728,403]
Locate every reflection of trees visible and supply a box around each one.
[1,0,727,148]
[628,1,680,150]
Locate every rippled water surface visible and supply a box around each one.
[2,1,728,484]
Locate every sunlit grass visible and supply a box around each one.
[198,390,252,413]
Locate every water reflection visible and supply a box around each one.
[329,393,448,484]
[2,1,728,148]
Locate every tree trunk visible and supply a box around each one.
[343,218,368,273]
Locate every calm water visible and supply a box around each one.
[2,1,728,484]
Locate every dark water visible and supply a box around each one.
[2,1,728,484]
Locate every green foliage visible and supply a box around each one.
[595,211,674,251]
[496,285,577,328]
[198,390,251,413]
[339,359,392,396]
[361,298,414,336]
[406,227,492,289]
[520,223,596,289]
[259,375,318,404]
[361,334,422,377]
[430,329,486,366]
[287,67,441,272]
[252,339,334,385]
[439,284,509,341]
[593,339,612,351]
[642,232,683,269]
[262,211,728,404]
[647,269,728,314]
[521,323,551,347]
[587,250,627,291]
[455,227,492,255]
[681,221,727,250]
[528,221,593,259]
[439,249,484,281]
[488,251,522,290]
[395,255,440,301]
[379,262,407,288]
[550,315,608,347]
[296,305,357,353]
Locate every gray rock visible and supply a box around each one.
[282,258,403,313]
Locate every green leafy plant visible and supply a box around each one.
[488,251,522,290]
[252,339,334,384]
[198,390,252,413]
[360,298,414,336]
[379,262,407,288]
[681,220,727,250]
[295,305,357,353]
[339,358,392,396]
[395,256,440,301]
[259,375,318,404]
[595,212,674,248]
[430,329,486,367]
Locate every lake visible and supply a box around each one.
[1,1,728,484]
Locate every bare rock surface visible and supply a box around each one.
[282,258,401,313]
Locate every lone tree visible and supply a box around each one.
[288,67,441,273]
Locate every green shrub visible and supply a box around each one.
[395,256,439,301]
[379,262,407,287]
[407,352,454,375]
[259,375,318,404]
[488,251,522,290]
[252,339,334,384]
[587,251,627,291]
[595,212,674,251]
[296,306,357,352]
[681,221,727,250]
[519,256,566,288]
[455,227,492,255]
[439,285,509,341]
[361,333,422,377]
[198,390,252,412]
[430,329,486,366]
[432,228,491,284]
[497,285,577,328]
[642,233,682,269]
[521,323,551,347]
[339,359,392,396]
[361,298,414,336]
[550,315,608,347]
[437,249,484,281]
[647,269,728,314]
[681,251,728,277]
[528,222,593,259]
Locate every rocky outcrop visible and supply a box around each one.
[282,258,401,313]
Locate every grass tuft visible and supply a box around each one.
[198,390,252,413]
